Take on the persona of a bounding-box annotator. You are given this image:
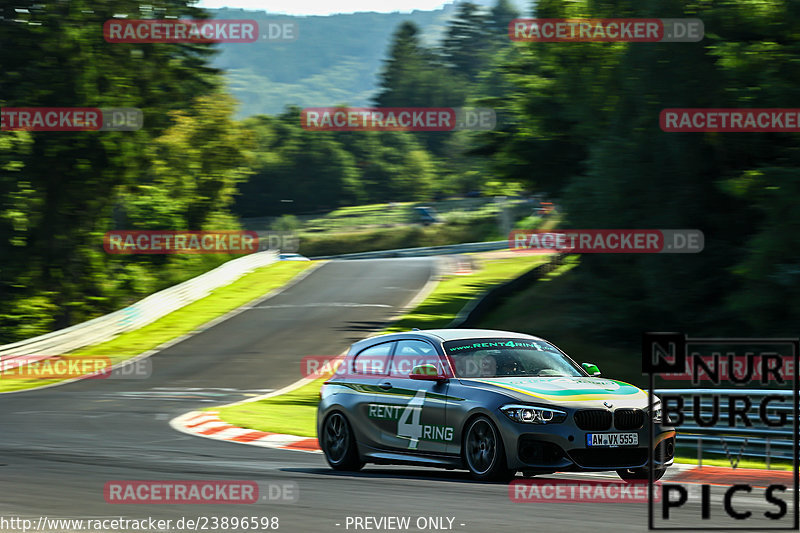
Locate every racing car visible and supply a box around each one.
[317,328,675,481]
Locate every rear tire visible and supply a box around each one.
[321,412,364,471]
[617,467,665,482]
[463,416,516,482]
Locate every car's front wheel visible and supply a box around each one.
[463,416,516,482]
[616,467,666,482]
[321,412,364,471]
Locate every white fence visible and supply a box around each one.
[0,251,278,370]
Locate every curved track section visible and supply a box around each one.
[0,258,755,532]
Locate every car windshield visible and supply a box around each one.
[443,338,584,378]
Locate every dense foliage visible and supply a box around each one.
[2,0,798,342]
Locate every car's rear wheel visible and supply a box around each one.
[463,416,516,482]
[321,412,364,471]
[616,467,666,482]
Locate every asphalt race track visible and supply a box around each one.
[0,258,790,533]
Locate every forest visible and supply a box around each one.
[1,0,798,344]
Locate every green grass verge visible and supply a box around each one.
[385,254,552,332]
[303,202,416,232]
[476,255,648,386]
[298,217,501,257]
[287,198,540,257]
[214,253,553,438]
[0,261,314,393]
[217,380,323,437]
[301,198,523,233]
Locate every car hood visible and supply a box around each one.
[459,376,650,408]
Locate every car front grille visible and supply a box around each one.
[568,448,649,468]
[614,409,644,430]
[574,409,612,431]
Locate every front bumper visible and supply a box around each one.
[496,412,676,471]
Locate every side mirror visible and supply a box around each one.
[582,362,601,377]
[410,364,447,382]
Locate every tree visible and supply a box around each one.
[236,110,363,216]
[466,0,800,340]
[374,22,469,156]
[441,2,493,83]
[0,0,239,341]
[489,0,520,36]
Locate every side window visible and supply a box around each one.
[352,342,394,375]
[453,351,499,378]
[389,340,442,377]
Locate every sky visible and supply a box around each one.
[195,0,454,16]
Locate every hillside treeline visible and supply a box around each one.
[1,0,798,342]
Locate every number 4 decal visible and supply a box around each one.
[398,390,426,449]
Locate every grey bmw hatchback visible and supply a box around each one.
[317,328,675,481]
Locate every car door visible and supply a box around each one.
[340,340,395,450]
[371,339,452,454]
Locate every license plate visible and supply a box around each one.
[586,432,638,447]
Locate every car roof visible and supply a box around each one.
[350,328,546,352]
[416,329,543,341]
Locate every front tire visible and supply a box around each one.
[321,412,364,471]
[617,467,666,482]
[463,416,516,482]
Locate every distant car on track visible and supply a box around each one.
[278,253,309,261]
[413,206,441,226]
[318,328,675,481]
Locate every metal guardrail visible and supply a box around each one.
[310,240,509,260]
[0,251,278,370]
[656,388,797,468]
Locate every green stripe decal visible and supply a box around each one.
[465,377,646,402]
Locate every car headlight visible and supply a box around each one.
[500,404,567,424]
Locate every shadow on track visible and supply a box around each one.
[280,467,518,485]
